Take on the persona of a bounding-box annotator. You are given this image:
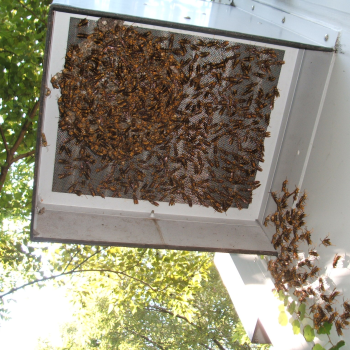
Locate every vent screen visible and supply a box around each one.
[51,17,284,213]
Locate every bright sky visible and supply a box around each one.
[0,283,74,350]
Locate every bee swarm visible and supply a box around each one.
[265,180,350,335]
[51,17,284,212]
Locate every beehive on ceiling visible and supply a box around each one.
[51,17,284,213]
[31,0,335,254]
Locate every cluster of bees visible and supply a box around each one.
[50,17,284,211]
[265,180,349,336]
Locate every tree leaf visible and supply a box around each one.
[303,325,315,342]
[292,319,300,334]
[317,321,332,335]
[287,301,296,315]
[278,311,288,326]
[329,341,346,350]
[278,290,286,301]
[299,303,306,321]
[278,304,285,312]
[312,344,325,350]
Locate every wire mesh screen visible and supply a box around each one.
[51,17,285,212]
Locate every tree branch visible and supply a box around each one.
[18,1,47,27]
[0,268,158,299]
[120,249,147,274]
[147,305,227,350]
[12,150,35,163]
[212,339,227,350]
[70,248,102,273]
[115,270,158,292]
[125,327,165,350]
[160,257,211,293]
[147,305,192,323]
[62,251,79,274]
[11,100,39,157]
[0,166,10,193]
[0,49,18,57]
[0,125,9,155]
[0,101,39,192]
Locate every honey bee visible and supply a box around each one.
[88,183,96,197]
[275,60,285,66]
[190,43,200,51]
[77,33,90,39]
[96,186,105,198]
[273,86,280,98]
[168,34,174,49]
[317,277,325,292]
[340,314,350,324]
[172,48,185,56]
[335,319,344,336]
[196,39,206,47]
[59,145,72,157]
[41,133,48,147]
[324,303,333,313]
[320,235,332,247]
[264,216,271,227]
[308,249,319,258]
[74,189,83,196]
[300,229,312,245]
[329,311,339,324]
[38,207,45,215]
[243,56,254,62]
[96,164,109,173]
[333,254,342,268]
[179,38,190,46]
[343,300,350,313]
[241,62,251,74]
[50,74,60,89]
[225,44,240,52]
[58,172,73,179]
[199,52,210,58]
[68,181,78,193]
[205,41,217,48]
[253,72,265,78]
[78,18,89,27]
[262,48,277,57]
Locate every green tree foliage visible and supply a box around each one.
[0,0,51,319]
[37,265,268,350]
[51,247,214,320]
[0,0,50,198]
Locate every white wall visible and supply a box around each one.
[259,1,350,348]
